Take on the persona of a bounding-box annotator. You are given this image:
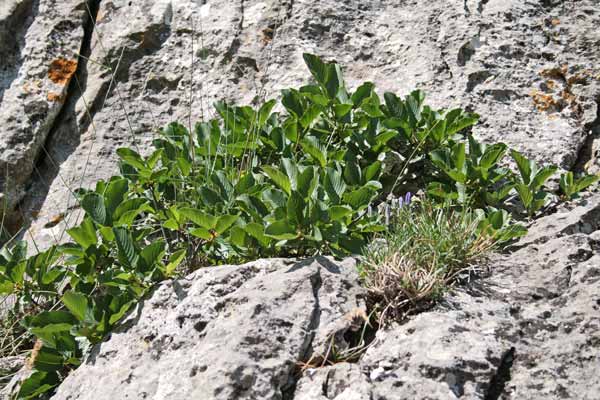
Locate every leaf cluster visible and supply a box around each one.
[2,53,598,398]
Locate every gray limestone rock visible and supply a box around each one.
[0,0,593,251]
[1,0,600,399]
[50,257,367,400]
[0,0,90,230]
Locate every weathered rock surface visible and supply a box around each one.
[40,192,600,399]
[0,0,90,229]
[0,0,596,249]
[1,0,600,399]
[50,257,367,400]
[0,355,25,388]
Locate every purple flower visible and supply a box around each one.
[404,192,412,205]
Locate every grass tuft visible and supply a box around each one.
[359,197,496,324]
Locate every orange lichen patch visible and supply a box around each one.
[530,90,560,112]
[533,64,590,116]
[47,92,64,102]
[48,58,78,85]
[560,89,576,103]
[44,213,65,228]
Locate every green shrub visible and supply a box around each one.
[1,53,598,398]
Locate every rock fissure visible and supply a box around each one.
[281,267,323,400]
[10,0,102,239]
[39,0,100,150]
[573,96,600,172]
[476,0,489,14]
[484,347,516,400]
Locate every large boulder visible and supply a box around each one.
[0,0,595,250]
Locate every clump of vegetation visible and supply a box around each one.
[0,53,598,398]
[360,197,495,322]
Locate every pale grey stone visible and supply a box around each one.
[50,257,367,400]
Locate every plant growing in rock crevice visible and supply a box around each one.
[1,53,599,398]
[359,197,496,323]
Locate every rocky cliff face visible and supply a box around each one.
[0,0,599,399]
[0,0,598,248]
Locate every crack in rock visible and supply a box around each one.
[282,266,322,400]
[484,347,516,400]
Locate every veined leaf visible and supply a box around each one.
[116,148,146,170]
[81,193,107,225]
[190,227,213,240]
[352,82,375,106]
[66,218,97,249]
[511,149,532,184]
[165,249,186,276]
[140,241,165,269]
[265,220,299,240]
[343,186,376,210]
[297,166,316,199]
[303,53,328,86]
[180,208,217,229]
[480,143,507,170]
[112,227,139,268]
[104,178,128,221]
[215,215,238,234]
[328,205,353,221]
[530,165,557,190]
[364,161,382,182]
[300,136,327,168]
[262,165,292,195]
[324,168,346,203]
[258,99,276,127]
[244,223,270,246]
[61,291,89,322]
[287,191,305,226]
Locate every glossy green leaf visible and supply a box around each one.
[180,208,217,229]
[165,249,186,276]
[265,220,299,240]
[81,193,107,225]
[66,218,97,249]
[113,227,139,268]
[300,136,327,168]
[215,215,238,234]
